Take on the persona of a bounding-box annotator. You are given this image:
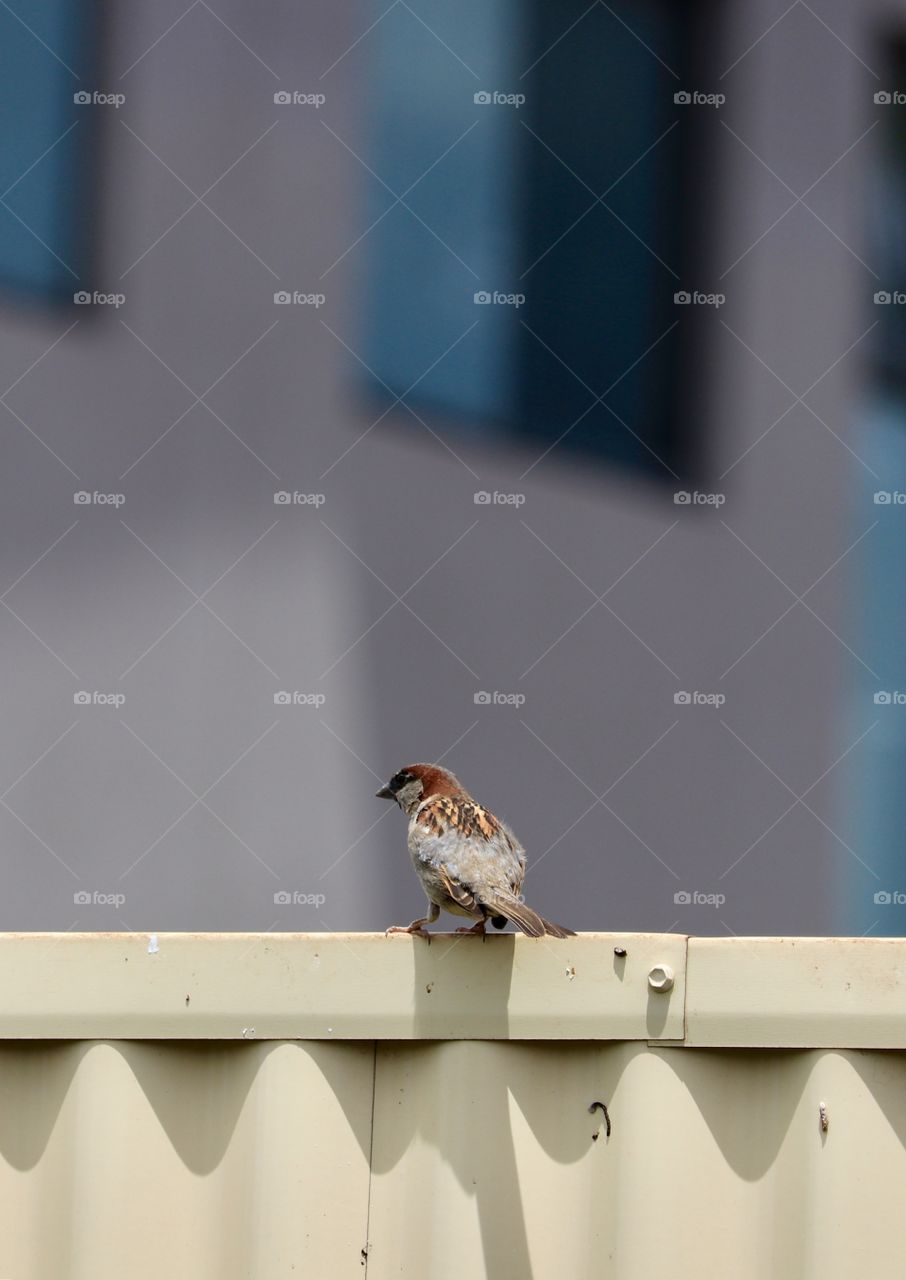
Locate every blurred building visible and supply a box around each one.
[0,0,897,934]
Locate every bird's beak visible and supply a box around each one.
[375,785,394,800]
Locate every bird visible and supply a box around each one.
[376,762,575,939]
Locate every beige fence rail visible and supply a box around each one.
[1,933,904,1278]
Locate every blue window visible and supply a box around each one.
[0,0,98,302]
[847,34,906,933]
[362,0,710,480]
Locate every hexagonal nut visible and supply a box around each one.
[647,963,675,993]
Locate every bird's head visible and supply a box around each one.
[376,763,467,815]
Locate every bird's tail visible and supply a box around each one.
[484,894,575,939]
[537,913,577,939]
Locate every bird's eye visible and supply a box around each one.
[390,771,412,791]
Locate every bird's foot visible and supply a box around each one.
[455,919,488,936]
[386,922,432,942]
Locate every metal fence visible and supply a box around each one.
[0,933,902,1278]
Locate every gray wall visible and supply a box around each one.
[0,0,885,935]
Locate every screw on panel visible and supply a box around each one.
[819,1102,829,1133]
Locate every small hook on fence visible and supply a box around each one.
[589,1100,611,1139]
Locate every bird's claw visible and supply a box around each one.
[386,924,431,942]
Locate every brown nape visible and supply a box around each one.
[403,763,468,798]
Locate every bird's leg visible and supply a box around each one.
[386,902,440,941]
[455,918,488,937]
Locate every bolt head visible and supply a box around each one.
[648,964,674,992]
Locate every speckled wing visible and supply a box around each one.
[408,796,526,901]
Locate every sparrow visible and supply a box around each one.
[376,762,575,939]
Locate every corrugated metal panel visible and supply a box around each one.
[0,935,904,1278]
[0,1040,373,1278]
[368,1042,906,1280]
